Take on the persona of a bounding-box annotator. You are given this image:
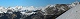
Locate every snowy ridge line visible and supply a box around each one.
[0,6,40,16]
[0,6,38,13]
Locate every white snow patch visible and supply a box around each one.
[56,4,80,19]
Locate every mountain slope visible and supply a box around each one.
[56,4,80,19]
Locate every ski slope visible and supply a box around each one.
[56,4,80,19]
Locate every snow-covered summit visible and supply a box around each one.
[0,6,38,14]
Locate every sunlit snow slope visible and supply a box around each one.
[56,4,80,19]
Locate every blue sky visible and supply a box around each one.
[0,0,80,7]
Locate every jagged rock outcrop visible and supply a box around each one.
[44,4,70,18]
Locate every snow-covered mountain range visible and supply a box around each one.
[0,0,79,19]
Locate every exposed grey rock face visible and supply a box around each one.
[44,4,70,18]
[56,4,80,19]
